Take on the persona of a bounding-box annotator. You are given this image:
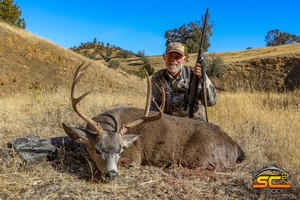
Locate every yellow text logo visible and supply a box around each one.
[252,165,291,194]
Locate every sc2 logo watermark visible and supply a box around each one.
[252,165,291,194]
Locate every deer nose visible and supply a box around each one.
[106,170,118,180]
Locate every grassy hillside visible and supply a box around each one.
[152,45,300,92]
[0,21,148,97]
[1,21,300,95]
[72,37,300,92]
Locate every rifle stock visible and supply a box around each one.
[187,8,209,122]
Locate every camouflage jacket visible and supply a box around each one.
[150,66,217,118]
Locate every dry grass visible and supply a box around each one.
[209,91,300,171]
[0,87,299,199]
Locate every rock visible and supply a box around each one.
[7,135,70,164]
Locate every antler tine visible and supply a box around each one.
[119,68,165,135]
[155,83,166,111]
[71,62,104,135]
[144,68,152,117]
[71,62,92,100]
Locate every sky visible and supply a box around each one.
[14,0,300,56]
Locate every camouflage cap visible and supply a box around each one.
[165,42,185,56]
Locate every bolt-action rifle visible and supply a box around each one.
[187,8,209,122]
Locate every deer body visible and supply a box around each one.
[88,107,245,170]
[62,63,244,180]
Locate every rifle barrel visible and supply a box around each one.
[187,8,210,121]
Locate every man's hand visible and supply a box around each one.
[193,63,203,82]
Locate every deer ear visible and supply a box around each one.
[122,134,140,148]
[62,123,95,143]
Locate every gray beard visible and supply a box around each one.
[167,62,183,74]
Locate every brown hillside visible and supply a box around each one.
[206,45,300,92]
[0,22,147,97]
[73,38,300,92]
[1,21,300,95]
[148,45,300,92]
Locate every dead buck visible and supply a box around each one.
[62,63,245,180]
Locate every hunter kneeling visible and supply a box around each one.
[151,42,217,121]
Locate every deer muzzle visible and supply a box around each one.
[106,170,118,180]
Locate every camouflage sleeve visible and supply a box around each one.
[198,75,217,106]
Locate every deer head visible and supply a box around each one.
[62,63,164,180]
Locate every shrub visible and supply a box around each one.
[143,63,155,76]
[102,54,111,62]
[137,50,145,57]
[136,63,155,79]
[140,55,149,64]
[117,49,133,58]
[108,60,120,69]
[203,53,226,77]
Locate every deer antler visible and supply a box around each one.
[71,62,104,135]
[155,83,166,111]
[119,68,165,135]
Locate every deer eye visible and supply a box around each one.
[101,148,109,154]
[95,144,108,155]
[95,146,102,154]
[117,145,123,154]
[96,144,123,155]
